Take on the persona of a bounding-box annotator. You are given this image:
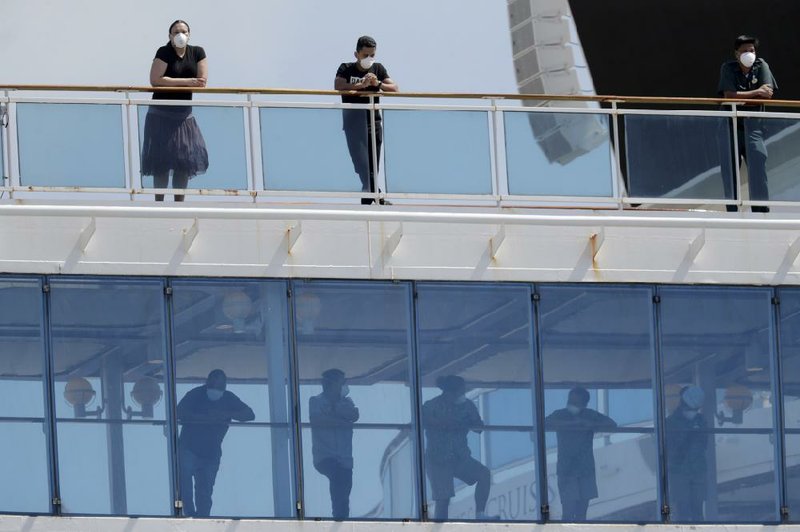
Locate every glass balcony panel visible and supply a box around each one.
[17,103,125,187]
[260,107,364,192]
[744,117,800,202]
[504,111,613,196]
[0,421,50,513]
[539,285,659,522]
[624,115,734,200]
[50,279,172,516]
[170,280,295,518]
[659,286,779,523]
[138,104,248,193]
[293,280,419,520]
[416,283,538,522]
[383,110,493,194]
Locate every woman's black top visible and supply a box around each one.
[152,44,207,101]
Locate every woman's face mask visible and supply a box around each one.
[172,32,189,49]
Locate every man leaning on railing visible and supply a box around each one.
[718,34,777,213]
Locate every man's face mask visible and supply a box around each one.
[340,384,350,398]
[359,56,375,70]
[739,51,756,68]
[567,405,582,415]
[207,388,224,401]
[683,409,699,420]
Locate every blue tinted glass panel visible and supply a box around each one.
[383,110,492,194]
[539,285,659,522]
[17,103,125,187]
[0,279,49,513]
[416,283,537,522]
[50,279,171,516]
[504,111,613,196]
[171,280,295,518]
[260,107,363,192]
[659,287,778,523]
[744,117,800,202]
[138,105,248,192]
[778,289,800,520]
[625,115,733,200]
[294,281,418,520]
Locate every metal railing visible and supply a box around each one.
[2,85,799,210]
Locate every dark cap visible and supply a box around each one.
[734,35,759,50]
[322,368,346,381]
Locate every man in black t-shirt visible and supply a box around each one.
[335,36,398,205]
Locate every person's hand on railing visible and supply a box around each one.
[755,84,774,99]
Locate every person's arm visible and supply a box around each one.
[176,389,205,423]
[334,397,360,423]
[226,393,255,422]
[377,76,398,92]
[724,85,773,99]
[586,409,617,431]
[335,76,369,91]
[467,403,485,434]
[149,58,206,88]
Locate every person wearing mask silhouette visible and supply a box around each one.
[545,387,617,521]
[334,35,398,205]
[422,375,496,520]
[309,368,360,519]
[665,385,708,521]
[718,35,777,212]
[177,369,255,517]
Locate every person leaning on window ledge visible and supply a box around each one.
[718,35,777,213]
[141,19,210,202]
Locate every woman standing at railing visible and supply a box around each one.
[141,19,209,201]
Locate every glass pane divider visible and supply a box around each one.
[163,278,182,517]
[408,280,427,521]
[531,283,549,523]
[287,280,306,520]
[652,284,670,523]
[41,275,61,515]
[610,101,624,210]
[772,286,789,521]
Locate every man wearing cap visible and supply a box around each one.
[309,369,360,519]
[334,35,398,205]
[177,369,256,517]
[718,35,778,212]
[545,387,617,521]
[665,385,708,521]
[422,375,495,520]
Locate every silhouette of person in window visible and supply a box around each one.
[422,375,495,520]
[545,387,617,521]
[665,385,707,522]
[309,368,359,519]
[177,369,255,517]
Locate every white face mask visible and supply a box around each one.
[567,405,582,415]
[739,51,756,68]
[359,56,375,70]
[340,384,350,398]
[683,409,699,420]
[454,394,467,404]
[172,32,189,49]
[207,388,224,401]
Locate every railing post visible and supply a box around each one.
[610,100,625,210]
[5,90,18,199]
[0,90,8,195]
[369,94,383,204]
[245,93,261,203]
[490,98,507,206]
[730,102,743,210]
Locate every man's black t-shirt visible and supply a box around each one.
[336,62,390,104]
[152,44,207,101]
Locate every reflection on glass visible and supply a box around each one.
[294,281,418,520]
[416,283,537,522]
[383,110,492,194]
[745,118,800,202]
[504,111,612,197]
[260,107,363,192]
[0,280,50,513]
[50,279,171,516]
[778,289,800,519]
[659,287,778,522]
[138,105,248,195]
[539,285,658,522]
[171,280,294,518]
[17,103,125,187]
[624,115,733,200]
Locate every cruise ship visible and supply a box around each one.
[1,1,800,531]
